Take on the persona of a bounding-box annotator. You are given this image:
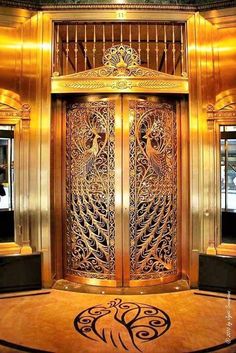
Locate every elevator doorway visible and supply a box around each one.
[52,94,188,287]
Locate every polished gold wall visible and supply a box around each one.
[188,8,236,285]
[0,8,52,284]
[187,13,216,286]
[217,27,236,94]
[0,26,21,93]
[202,8,236,96]
[0,8,33,93]
[0,5,236,288]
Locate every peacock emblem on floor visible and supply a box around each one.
[74,298,171,352]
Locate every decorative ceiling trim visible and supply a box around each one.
[0,0,235,11]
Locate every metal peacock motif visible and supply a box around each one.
[66,101,116,279]
[129,100,177,280]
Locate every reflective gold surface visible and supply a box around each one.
[187,13,217,286]
[53,278,189,295]
[46,9,191,288]
[127,96,178,283]
[0,4,235,288]
[55,94,184,287]
[65,96,118,285]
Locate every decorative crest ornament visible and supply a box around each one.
[102,45,141,76]
[51,44,189,94]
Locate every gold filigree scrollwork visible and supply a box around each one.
[103,44,140,76]
[129,101,177,280]
[66,101,115,279]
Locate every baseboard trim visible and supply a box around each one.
[0,339,53,353]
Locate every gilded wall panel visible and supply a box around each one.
[0,25,21,94]
[217,26,236,95]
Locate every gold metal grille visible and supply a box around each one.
[53,22,187,76]
[66,100,116,280]
[129,101,177,280]
[65,95,178,285]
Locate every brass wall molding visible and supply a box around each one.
[0,89,21,111]
[52,77,188,94]
[215,89,236,110]
[207,102,236,129]
[56,78,188,93]
[0,100,31,124]
[0,0,235,11]
[0,101,31,119]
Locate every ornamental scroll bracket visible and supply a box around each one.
[51,45,189,94]
[207,102,236,130]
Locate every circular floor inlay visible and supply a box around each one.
[74,297,171,352]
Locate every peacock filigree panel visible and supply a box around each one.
[66,100,115,279]
[129,101,177,280]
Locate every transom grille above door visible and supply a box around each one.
[53,22,187,77]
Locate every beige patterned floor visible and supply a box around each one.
[0,289,235,353]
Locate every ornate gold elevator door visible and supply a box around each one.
[65,95,180,287]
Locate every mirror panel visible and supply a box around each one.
[220,125,236,244]
[0,125,15,243]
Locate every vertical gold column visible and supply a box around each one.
[93,24,96,68]
[172,24,176,75]
[112,24,114,46]
[181,25,185,76]
[138,24,141,59]
[164,24,167,73]
[129,24,132,47]
[120,23,123,45]
[155,24,159,71]
[102,24,106,57]
[84,24,87,70]
[74,24,78,72]
[187,13,216,286]
[65,25,69,75]
[187,14,202,287]
[146,23,150,68]
[122,95,131,286]
[41,13,53,287]
[114,95,123,286]
[20,104,32,254]
[55,24,60,74]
